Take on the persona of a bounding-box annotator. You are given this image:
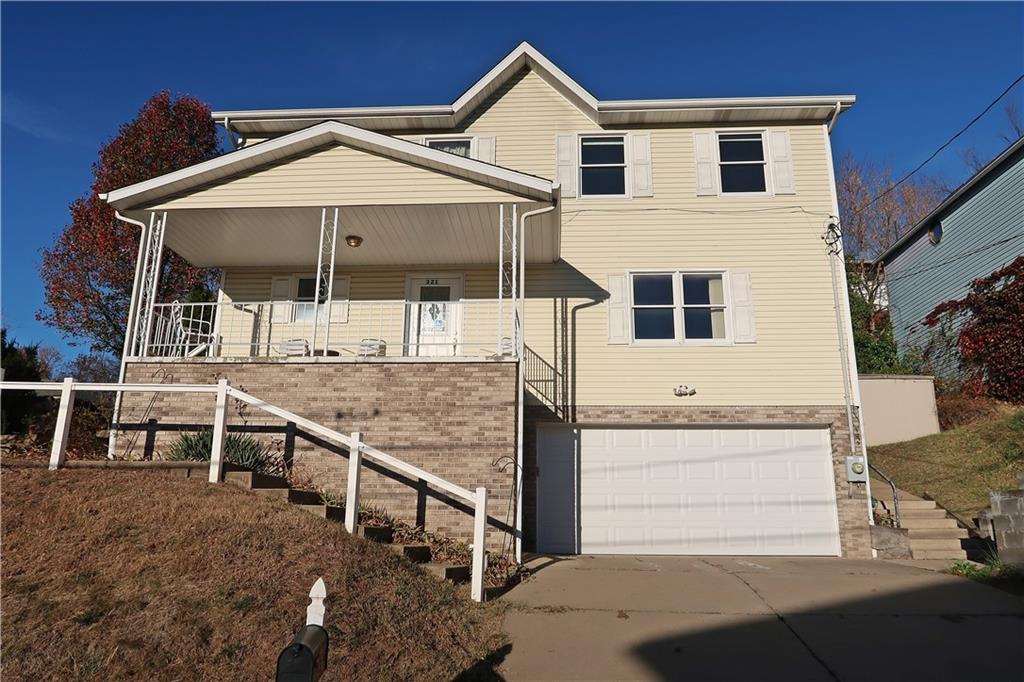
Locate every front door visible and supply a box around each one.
[407,276,462,356]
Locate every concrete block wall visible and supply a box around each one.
[523,404,873,559]
[118,359,518,550]
[988,484,1024,567]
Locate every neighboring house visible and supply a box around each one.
[877,137,1024,376]
[101,42,872,558]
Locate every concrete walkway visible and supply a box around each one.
[498,555,1024,681]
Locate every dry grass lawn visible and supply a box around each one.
[0,468,505,681]
[869,407,1024,523]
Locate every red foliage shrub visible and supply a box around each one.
[924,256,1024,404]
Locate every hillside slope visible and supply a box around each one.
[869,409,1024,523]
[0,468,503,681]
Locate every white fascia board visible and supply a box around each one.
[598,95,856,112]
[104,120,554,209]
[211,104,454,119]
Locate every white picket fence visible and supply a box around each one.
[0,379,490,602]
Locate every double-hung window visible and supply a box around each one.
[580,136,627,197]
[718,132,767,193]
[630,272,728,343]
[427,137,472,157]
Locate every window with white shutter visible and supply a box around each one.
[621,270,753,345]
[768,130,795,195]
[631,133,653,197]
[606,274,630,344]
[556,133,578,198]
[693,131,717,196]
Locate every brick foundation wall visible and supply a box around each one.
[118,360,518,550]
[523,404,873,559]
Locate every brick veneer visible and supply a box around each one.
[118,360,518,550]
[523,404,873,559]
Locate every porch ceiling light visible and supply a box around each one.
[345,235,363,248]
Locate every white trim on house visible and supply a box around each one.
[101,120,555,210]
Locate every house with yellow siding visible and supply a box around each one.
[102,42,873,559]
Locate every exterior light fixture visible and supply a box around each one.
[345,235,363,248]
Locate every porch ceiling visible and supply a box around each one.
[134,203,559,268]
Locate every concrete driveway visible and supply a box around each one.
[498,555,1024,681]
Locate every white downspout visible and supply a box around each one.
[107,210,150,459]
[515,197,558,562]
[821,124,875,540]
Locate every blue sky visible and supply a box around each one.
[2,1,1022,356]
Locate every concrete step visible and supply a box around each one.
[390,543,432,563]
[910,538,966,551]
[357,525,394,544]
[253,487,323,506]
[907,527,969,539]
[424,563,470,583]
[899,516,960,530]
[297,504,345,522]
[899,508,948,519]
[224,470,289,490]
[912,549,968,560]
[890,500,938,511]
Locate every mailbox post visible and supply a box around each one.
[276,578,329,682]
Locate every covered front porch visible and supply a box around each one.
[103,120,560,363]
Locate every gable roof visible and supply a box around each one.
[213,42,855,135]
[101,119,557,210]
[876,136,1024,264]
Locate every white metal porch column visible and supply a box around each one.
[497,204,518,353]
[129,211,169,358]
[311,207,339,355]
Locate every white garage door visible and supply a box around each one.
[536,426,841,556]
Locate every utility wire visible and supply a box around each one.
[852,73,1024,216]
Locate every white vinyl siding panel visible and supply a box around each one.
[152,143,526,210]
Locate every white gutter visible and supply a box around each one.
[107,210,150,459]
[598,94,856,112]
[514,199,558,562]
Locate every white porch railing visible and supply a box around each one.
[0,379,491,602]
[144,299,517,360]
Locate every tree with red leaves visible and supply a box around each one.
[38,92,222,355]
[923,256,1024,403]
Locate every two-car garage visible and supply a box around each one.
[535,426,842,556]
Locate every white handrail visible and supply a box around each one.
[2,379,489,601]
[0,381,222,393]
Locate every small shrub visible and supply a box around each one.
[1004,443,1024,464]
[165,430,280,475]
[319,489,345,508]
[935,389,1004,430]
[949,556,1021,584]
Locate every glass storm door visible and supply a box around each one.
[407,277,462,357]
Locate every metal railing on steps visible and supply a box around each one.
[869,462,901,529]
[0,378,490,602]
